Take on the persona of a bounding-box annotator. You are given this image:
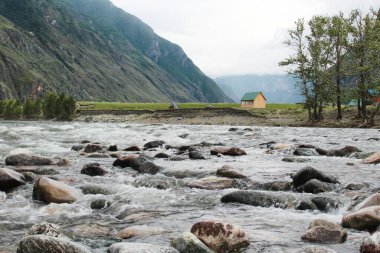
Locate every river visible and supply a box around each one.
[0,121,379,252]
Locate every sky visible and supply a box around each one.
[110,0,379,78]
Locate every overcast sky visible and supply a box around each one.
[110,0,379,78]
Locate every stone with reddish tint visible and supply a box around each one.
[216,165,247,179]
[210,147,247,156]
[360,231,380,253]
[81,163,107,176]
[363,152,380,165]
[187,177,235,190]
[190,221,249,253]
[342,206,380,231]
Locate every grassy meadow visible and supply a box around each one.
[77,101,302,111]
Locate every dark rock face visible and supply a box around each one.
[83,144,103,153]
[81,163,107,176]
[216,165,247,179]
[316,148,329,156]
[171,232,214,253]
[143,140,165,150]
[33,177,82,204]
[210,147,247,156]
[107,145,118,152]
[190,221,250,253]
[155,153,170,159]
[261,181,292,191]
[123,146,141,151]
[90,199,111,210]
[5,154,53,166]
[0,168,26,192]
[113,155,147,169]
[137,162,162,175]
[293,148,319,156]
[228,128,239,132]
[17,235,91,253]
[189,151,205,160]
[296,179,335,194]
[311,197,339,212]
[71,145,84,151]
[221,190,297,209]
[301,219,347,244]
[291,167,339,188]
[327,146,362,157]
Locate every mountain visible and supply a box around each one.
[0,0,231,102]
[215,75,303,103]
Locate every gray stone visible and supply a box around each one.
[294,246,336,253]
[187,176,235,190]
[293,148,319,157]
[0,168,26,192]
[189,151,205,160]
[216,165,247,179]
[301,219,347,244]
[291,167,339,188]
[5,154,53,166]
[83,144,103,153]
[297,179,335,194]
[171,232,214,253]
[17,235,90,253]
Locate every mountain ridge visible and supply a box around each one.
[0,0,231,102]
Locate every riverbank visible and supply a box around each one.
[76,107,380,128]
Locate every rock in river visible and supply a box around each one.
[5,154,53,166]
[363,152,380,165]
[187,176,235,190]
[17,235,91,253]
[210,147,247,156]
[295,246,337,253]
[0,167,26,192]
[190,221,250,253]
[327,146,362,157]
[83,144,103,153]
[291,166,339,188]
[108,242,178,253]
[143,140,165,150]
[189,151,205,160]
[301,219,347,244]
[81,163,107,176]
[171,232,214,253]
[293,148,320,157]
[296,179,335,194]
[360,231,380,253]
[117,225,166,239]
[33,177,83,204]
[216,165,247,179]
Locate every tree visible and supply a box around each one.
[43,92,58,119]
[328,13,350,120]
[279,19,314,120]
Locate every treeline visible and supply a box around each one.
[0,93,76,121]
[280,8,380,123]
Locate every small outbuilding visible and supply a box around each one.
[240,92,266,109]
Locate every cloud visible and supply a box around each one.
[110,0,380,77]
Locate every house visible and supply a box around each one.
[240,92,266,109]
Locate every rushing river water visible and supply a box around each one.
[0,121,379,253]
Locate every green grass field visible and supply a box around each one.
[78,102,302,111]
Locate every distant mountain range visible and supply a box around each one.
[0,0,231,102]
[215,75,303,103]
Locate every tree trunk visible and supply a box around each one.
[336,56,342,120]
[370,102,380,124]
[318,101,323,120]
[357,98,362,118]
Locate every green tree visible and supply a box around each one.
[43,92,58,119]
[328,13,350,120]
[4,99,23,120]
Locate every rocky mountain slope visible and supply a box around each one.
[0,0,231,102]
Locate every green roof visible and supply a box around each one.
[241,92,262,101]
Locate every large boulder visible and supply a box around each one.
[260,181,292,191]
[33,177,83,204]
[221,190,297,209]
[81,163,107,176]
[216,165,247,179]
[190,221,249,253]
[293,148,319,157]
[0,168,26,192]
[83,144,103,153]
[26,223,67,238]
[171,232,214,253]
[291,167,339,188]
[301,219,347,244]
[136,161,162,175]
[5,154,53,166]
[296,179,335,194]
[342,206,380,231]
[327,146,362,157]
[187,176,235,190]
[360,231,380,253]
[363,152,380,165]
[17,235,90,253]
[108,242,178,253]
[143,140,165,150]
[210,147,247,156]
[351,193,380,212]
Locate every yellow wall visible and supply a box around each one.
[240,93,266,108]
